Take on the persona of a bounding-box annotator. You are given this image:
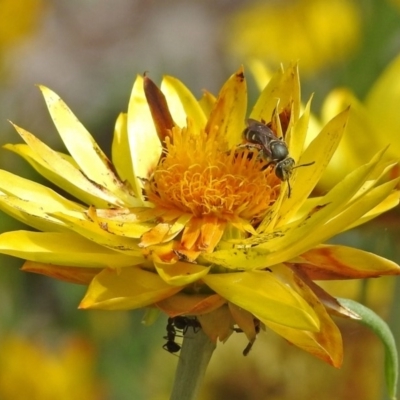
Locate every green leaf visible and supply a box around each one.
[338,298,398,400]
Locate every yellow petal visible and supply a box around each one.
[205,66,247,148]
[39,86,139,206]
[277,107,350,225]
[87,206,153,239]
[161,75,207,131]
[256,264,343,366]
[198,90,216,118]
[203,269,320,331]
[0,170,85,231]
[140,215,191,248]
[315,178,400,243]
[250,63,300,124]
[50,210,143,256]
[263,307,343,367]
[0,231,141,267]
[79,267,182,310]
[287,96,313,163]
[0,194,67,232]
[347,190,400,229]
[8,126,127,207]
[154,260,210,286]
[22,261,100,284]
[247,149,395,266]
[111,112,142,200]
[127,75,163,198]
[199,216,226,253]
[296,244,400,279]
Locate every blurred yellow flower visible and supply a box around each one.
[0,335,103,400]
[0,0,44,49]
[225,0,362,75]
[310,54,400,192]
[0,65,399,367]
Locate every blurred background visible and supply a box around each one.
[0,0,400,399]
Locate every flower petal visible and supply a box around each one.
[50,210,143,256]
[161,75,207,131]
[140,214,192,247]
[205,66,247,148]
[156,292,226,316]
[296,244,400,280]
[203,269,320,331]
[39,85,138,207]
[87,206,153,239]
[79,267,182,310]
[7,126,126,207]
[0,231,142,267]
[250,63,301,124]
[346,190,400,229]
[256,264,343,366]
[154,260,210,286]
[0,170,85,231]
[198,90,216,118]
[127,75,163,198]
[277,107,349,225]
[262,306,343,367]
[143,74,175,143]
[22,261,100,284]
[111,112,142,199]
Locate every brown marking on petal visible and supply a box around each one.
[268,105,292,138]
[236,69,245,82]
[288,264,361,319]
[21,261,100,285]
[173,249,198,263]
[297,245,400,280]
[156,293,226,316]
[143,74,175,144]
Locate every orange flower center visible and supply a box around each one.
[146,125,281,223]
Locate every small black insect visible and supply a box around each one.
[172,316,201,334]
[162,316,201,354]
[163,317,181,354]
[243,119,314,197]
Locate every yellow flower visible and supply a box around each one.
[0,0,44,49]
[224,0,361,75]
[0,335,102,400]
[311,54,400,192]
[1,65,399,368]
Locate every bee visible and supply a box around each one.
[243,118,314,197]
[162,316,201,354]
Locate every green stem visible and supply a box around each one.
[169,327,216,400]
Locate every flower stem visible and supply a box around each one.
[169,327,216,400]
